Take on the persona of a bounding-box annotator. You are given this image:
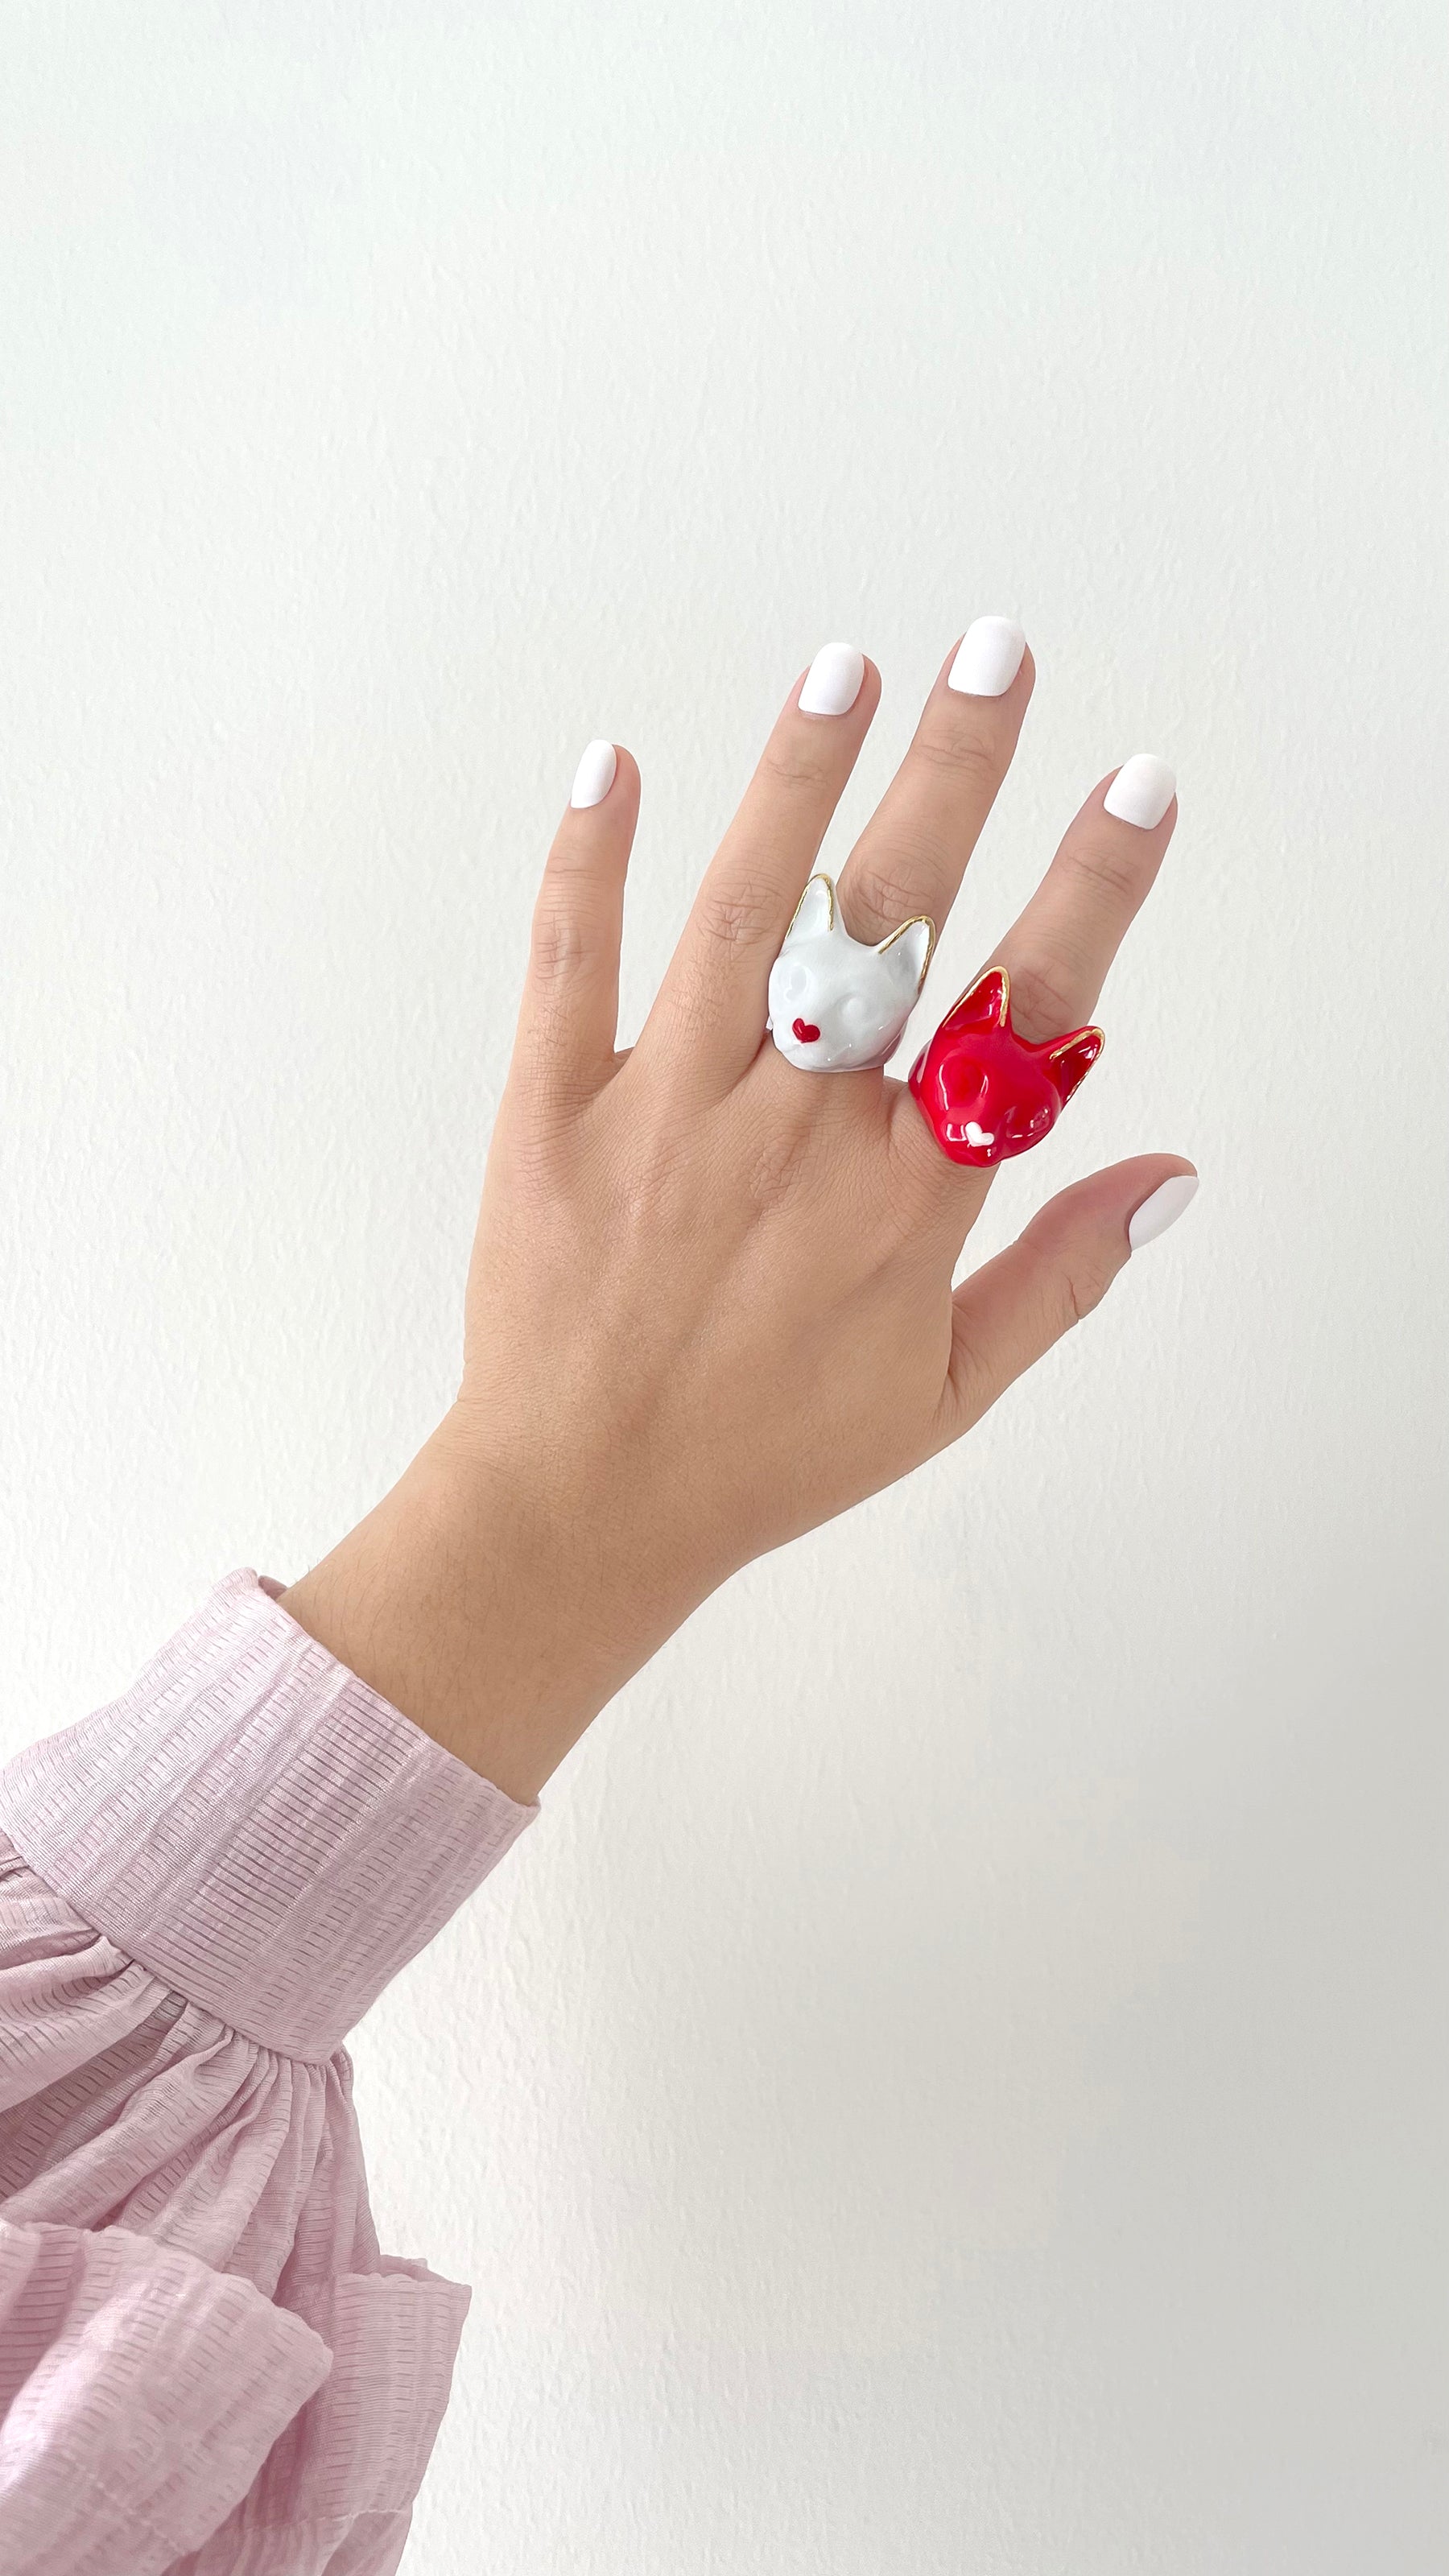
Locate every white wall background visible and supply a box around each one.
[3,5,1447,2568]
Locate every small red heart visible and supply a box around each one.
[791,1018,821,1043]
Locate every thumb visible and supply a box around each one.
[938,1155,1199,1442]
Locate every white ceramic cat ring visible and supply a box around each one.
[767,873,935,1072]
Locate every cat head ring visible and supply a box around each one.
[907,966,1102,1166]
[766,880,1104,1167]
[767,873,935,1072]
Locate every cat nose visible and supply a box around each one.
[791,1016,822,1044]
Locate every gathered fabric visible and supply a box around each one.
[0,1572,537,2574]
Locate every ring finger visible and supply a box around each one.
[890,751,1179,1236]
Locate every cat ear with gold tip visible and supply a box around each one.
[1041,1025,1104,1109]
[937,965,1009,1034]
[766,870,935,1073]
[908,964,1104,1166]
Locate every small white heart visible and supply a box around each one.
[964,1121,995,1149]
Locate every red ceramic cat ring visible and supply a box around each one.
[768,873,935,1072]
[907,966,1103,1166]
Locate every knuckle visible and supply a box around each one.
[1058,1253,1114,1328]
[844,856,931,936]
[758,737,838,796]
[913,724,1003,793]
[1000,954,1084,1042]
[692,876,783,956]
[947,1307,992,1418]
[530,898,590,981]
[1062,829,1153,905]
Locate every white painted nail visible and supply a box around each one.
[1104,753,1176,829]
[798,641,865,716]
[1128,1172,1199,1251]
[947,615,1026,697]
[569,739,617,809]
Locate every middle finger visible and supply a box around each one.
[832,617,1034,956]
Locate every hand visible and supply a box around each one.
[282,630,1195,1801]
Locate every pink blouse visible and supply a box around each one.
[0,1570,538,2574]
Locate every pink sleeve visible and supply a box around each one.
[0,1569,538,2575]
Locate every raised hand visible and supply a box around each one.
[282,626,1195,1800]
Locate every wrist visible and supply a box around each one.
[278,1407,681,1802]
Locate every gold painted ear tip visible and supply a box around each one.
[1046,1021,1104,1061]
[786,871,836,934]
[904,918,937,995]
[876,911,937,983]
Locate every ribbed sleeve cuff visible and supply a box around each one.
[0,1570,538,2059]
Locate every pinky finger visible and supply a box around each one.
[935,1154,1199,1444]
[512,741,641,1109]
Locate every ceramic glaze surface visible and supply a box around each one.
[908,967,1103,1165]
[767,874,933,1071]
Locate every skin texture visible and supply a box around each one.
[280,637,1193,1803]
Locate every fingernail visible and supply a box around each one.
[570,739,617,809]
[947,615,1026,697]
[1104,753,1176,828]
[1128,1171,1199,1251]
[799,641,865,716]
